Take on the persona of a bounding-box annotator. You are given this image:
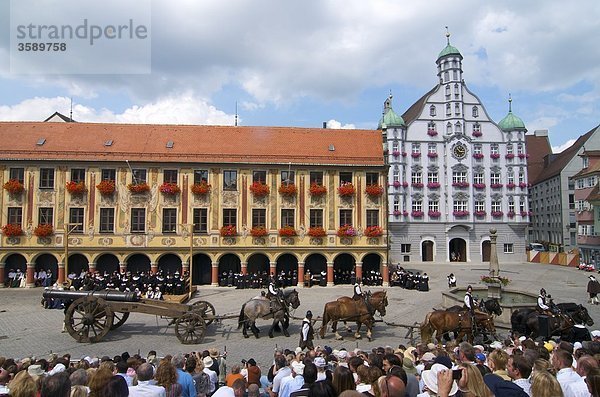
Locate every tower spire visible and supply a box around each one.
[235,101,238,127]
[508,93,512,113]
[445,26,450,45]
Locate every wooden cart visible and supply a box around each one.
[42,289,216,344]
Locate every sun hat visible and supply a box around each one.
[421,352,436,362]
[291,361,305,375]
[295,347,303,354]
[209,348,219,358]
[202,356,214,368]
[421,363,458,395]
[402,357,417,375]
[591,330,600,338]
[28,364,44,379]
[490,341,503,349]
[313,357,327,368]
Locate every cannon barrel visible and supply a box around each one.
[42,289,139,302]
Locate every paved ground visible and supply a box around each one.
[1,261,598,372]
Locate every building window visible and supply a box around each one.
[519,171,525,184]
[445,85,451,99]
[366,172,379,185]
[411,143,420,155]
[281,170,295,185]
[101,169,116,182]
[71,168,85,183]
[428,121,436,131]
[490,173,501,184]
[475,201,485,212]
[193,208,208,233]
[393,168,400,183]
[452,171,467,183]
[253,170,267,184]
[472,106,479,117]
[223,170,237,191]
[392,141,399,153]
[429,200,439,212]
[7,207,22,226]
[39,207,53,225]
[454,83,460,98]
[583,157,589,168]
[491,145,499,156]
[517,144,524,155]
[411,172,423,184]
[310,209,323,228]
[99,208,115,233]
[340,209,352,226]
[507,172,515,185]
[446,123,452,134]
[453,200,468,212]
[194,170,209,184]
[222,209,237,227]
[454,104,461,116]
[446,104,451,116]
[429,105,436,117]
[454,121,462,133]
[474,173,484,184]
[473,123,481,134]
[401,244,411,253]
[393,197,400,213]
[428,143,437,154]
[520,199,526,213]
[508,200,515,213]
[131,169,147,184]
[252,208,266,228]
[453,70,458,80]
[506,144,514,155]
[444,71,449,82]
[162,208,177,233]
[412,200,423,212]
[39,168,55,189]
[9,168,24,184]
[69,208,84,233]
[473,145,482,155]
[281,209,295,228]
[504,244,514,254]
[427,172,438,184]
[309,172,323,185]
[366,209,379,227]
[339,172,353,185]
[131,208,146,233]
[491,201,502,212]
[163,170,178,184]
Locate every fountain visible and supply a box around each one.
[442,228,537,326]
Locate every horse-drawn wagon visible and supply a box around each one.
[42,289,216,344]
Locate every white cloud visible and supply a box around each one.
[552,139,576,154]
[325,119,355,129]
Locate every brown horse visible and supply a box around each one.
[420,310,496,344]
[319,291,388,341]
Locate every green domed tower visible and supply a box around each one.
[378,94,405,130]
[498,95,527,132]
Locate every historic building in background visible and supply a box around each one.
[381,37,529,264]
[0,122,388,287]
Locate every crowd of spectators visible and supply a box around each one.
[2,333,600,396]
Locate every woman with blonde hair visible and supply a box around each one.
[156,360,182,397]
[530,370,564,397]
[88,367,114,397]
[458,363,492,397]
[7,371,37,397]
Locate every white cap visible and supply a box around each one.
[518,336,527,342]
[591,330,600,338]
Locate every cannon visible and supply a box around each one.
[43,289,216,344]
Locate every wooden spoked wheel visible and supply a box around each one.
[192,301,216,326]
[110,312,130,330]
[175,313,206,344]
[65,296,113,343]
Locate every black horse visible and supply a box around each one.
[511,303,592,339]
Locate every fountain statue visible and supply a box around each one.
[487,228,501,299]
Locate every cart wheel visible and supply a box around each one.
[111,312,130,330]
[192,301,216,326]
[175,313,206,344]
[65,296,114,343]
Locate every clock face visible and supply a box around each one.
[453,143,467,159]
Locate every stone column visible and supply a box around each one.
[0,263,4,288]
[26,262,36,288]
[211,261,219,286]
[382,262,389,287]
[57,262,65,284]
[182,261,189,275]
[269,261,277,277]
[326,261,334,286]
[297,261,305,288]
[355,261,363,282]
[488,228,501,299]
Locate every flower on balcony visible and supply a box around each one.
[474,210,486,217]
[427,129,438,137]
[159,182,181,195]
[392,181,401,188]
[473,153,484,159]
[337,224,356,237]
[364,226,384,237]
[66,181,88,195]
[473,183,486,190]
[519,182,528,189]
[411,152,421,159]
[452,181,469,188]
[412,182,424,188]
[249,182,270,197]
[490,183,503,189]
[191,181,212,195]
[453,210,469,217]
[481,275,511,286]
[402,210,409,216]
[337,182,356,197]
[365,184,384,197]
[402,181,409,188]
[392,150,401,157]
[220,225,237,237]
[490,153,500,159]
[401,152,407,157]
[491,211,503,218]
[518,153,528,159]
[411,210,424,217]
[505,153,515,159]
[393,210,402,217]
[309,183,327,196]
[472,131,483,137]
[521,211,529,217]
[2,224,23,237]
[428,210,441,218]
[427,152,438,158]
[127,182,150,193]
[307,226,326,237]
[278,183,298,197]
[34,224,53,237]
[3,179,24,195]
[278,225,297,237]
[507,211,516,218]
[506,183,516,189]
[427,182,440,189]
[96,180,116,196]
[250,226,268,237]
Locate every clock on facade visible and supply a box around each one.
[453,143,467,159]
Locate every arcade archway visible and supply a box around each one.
[126,254,151,273]
[247,253,269,275]
[96,254,120,275]
[218,253,241,274]
[191,253,212,285]
[333,253,355,285]
[67,254,89,276]
[449,238,467,262]
[158,254,182,275]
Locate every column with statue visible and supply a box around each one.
[487,228,501,299]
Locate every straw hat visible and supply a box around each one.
[421,364,458,395]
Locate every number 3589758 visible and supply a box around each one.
[17,42,67,51]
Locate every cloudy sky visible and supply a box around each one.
[1,0,599,153]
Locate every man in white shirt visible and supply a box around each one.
[129,363,166,397]
[552,349,589,397]
[203,356,218,394]
[508,355,532,396]
[278,362,304,397]
[269,355,291,397]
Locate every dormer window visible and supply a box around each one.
[472,106,479,118]
[429,105,436,117]
[583,157,589,168]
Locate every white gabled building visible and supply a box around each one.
[381,36,529,265]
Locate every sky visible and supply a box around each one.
[1,0,599,154]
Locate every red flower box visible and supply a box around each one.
[337,183,356,197]
[519,182,527,189]
[473,153,484,159]
[249,182,270,197]
[507,211,516,218]
[307,227,326,237]
[279,184,298,196]
[392,181,401,188]
[475,210,486,217]
[34,224,53,237]
[66,181,88,195]
[490,183,503,189]
[491,211,503,217]
[392,210,402,217]
[427,182,440,189]
[220,225,237,237]
[191,181,212,195]
[128,183,150,193]
[279,226,297,237]
[521,211,529,217]
[3,179,24,195]
[427,130,438,137]
[411,210,424,217]
[2,224,23,237]
[490,153,500,159]
[428,210,441,218]
[505,153,515,159]
[518,153,526,159]
[159,182,181,195]
[392,151,401,157]
[96,180,116,196]
[453,210,469,217]
[412,182,424,188]
[337,224,356,237]
[250,226,268,237]
[364,226,383,237]
[452,182,469,188]
[365,184,384,197]
[506,183,516,189]
[411,152,421,158]
[402,211,408,216]
[309,183,327,196]
[402,152,407,157]
[472,131,482,137]
[427,152,438,158]
[473,183,486,189]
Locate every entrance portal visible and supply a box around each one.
[482,240,491,262]
[449,238,467,262]
[422,241,434,261]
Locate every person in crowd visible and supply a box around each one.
[202,356,218,394]
[7,371,37,397]
[41,372,71,397]
[331,365,355,396]
[531,370,565,397]
[379,373,405,397]
[552,348,588,397]
[102,375,129,397]
[245,359,261,388]
[299,311,314,351]
[269,355,291,397]
[186,355,210,397]
[507,355,532,396]
[289,361,317,397]
[225,364,244,388]
[129,362,166,397]
[576,355,599,379]
[279,361,305,397]
[585,367,600,397]
[487,349,511,380]
[88,367,114,397]
[156,360,182,397]
[588,275,600,305]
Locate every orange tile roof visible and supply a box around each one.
[0,122,384,167]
